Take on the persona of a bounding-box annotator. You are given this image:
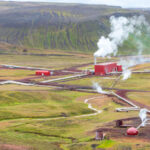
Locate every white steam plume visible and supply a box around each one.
[94,15,150,80]
[139,108,148,127]
[119,55,150,80]
[94,15,150,58]
[122,69,131,80]
[93,82,109,94]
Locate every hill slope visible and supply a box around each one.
[0,2,150,53]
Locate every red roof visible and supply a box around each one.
[96,62,117,65]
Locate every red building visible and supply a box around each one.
[95,62,117,75]
[117,65,123,72]
[36,70,51,76]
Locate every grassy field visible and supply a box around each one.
[114,73,150,90]
[63,75,118,88]
[132,62,150,71]
[0,52,94,70]
[0,69,35,80]
[127,92,150,107]
[0,82,140,150]
[0,89,97,120]
[0,96,138,150]
[0,84,53,91]
[0,52,150,149]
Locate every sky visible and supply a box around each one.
[2,0,150,8]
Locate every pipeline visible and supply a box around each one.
[1,64,50,71]
[41,74,87,83]
[110,91,140,112]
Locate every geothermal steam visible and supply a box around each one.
[122,70,131,80]
[94,16,149,58]
[119,55,150,80]
[94,15,150,80]
[139,108,148,127]
[93,82,109,94]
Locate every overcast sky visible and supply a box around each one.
[2,0,150,8]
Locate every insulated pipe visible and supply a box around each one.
[111,92,138,108]
[94,57,97,65]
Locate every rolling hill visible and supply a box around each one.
[0,1,150,54]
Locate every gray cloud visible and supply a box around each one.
[2,0,150,8]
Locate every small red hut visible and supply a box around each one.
[95,130,105,140]
[36,70,51,76]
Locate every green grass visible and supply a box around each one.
[127,92,150,107]
[0,83,139,150]
[0,69,35,80]
[63,75,118,88]
[0,106,138,150]
[0,53,94,70]
[0,45,149,149]
[0,69,34,77]
[0,84,53,91]
[115,73,150,90]
[0,90,95,120]
[97,139,115,148]
[0,106,137,150]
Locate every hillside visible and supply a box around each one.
[0,1,150,53]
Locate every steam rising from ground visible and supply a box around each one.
[119,56,150,80]
[94,16,150,58]
[94,15,150,80]
[122,70,131,80]
[93,82,109,94]
[139,108,148,127]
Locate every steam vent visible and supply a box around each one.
[127,127,138,135]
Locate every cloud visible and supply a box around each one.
[2,0,150,8]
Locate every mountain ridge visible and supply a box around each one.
[0,1,150,54]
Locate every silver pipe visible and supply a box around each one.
[94,57,97,65]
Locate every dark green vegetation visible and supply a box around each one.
[0,1,150,54]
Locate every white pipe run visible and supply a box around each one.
[0,79,148,126]
[0,80,34,86]
[0,80,140,113]
[41,74,87,83]
[94,57,97,65]
[94,90,140,112]
[111,92,140,112]
[0,80,63,89]
[136,118,150,130]
[1,64,50,71]
[97,91,139,112]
